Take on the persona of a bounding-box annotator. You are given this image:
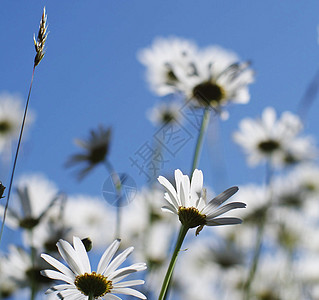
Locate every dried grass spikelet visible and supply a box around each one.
[34,7,48,67]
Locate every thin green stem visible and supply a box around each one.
[88,294,94,300]
[158,224,189,300]
[30,244,37,300]
[104,160,122,239]
[191,108,211,175]
[243,162,273,300]
[0,67,35,245]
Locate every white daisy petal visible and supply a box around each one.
[157,175,179,208]
[206,217,243,226]
[161,205,178,214]
[46,284,76,293]
[57,239,83,275]
[113,280,145,288]
[41,254,75,279]
[73,236,91,273]
[205,186,239,209]
[104,247,134,276]
[190,169,203,203]
[110,263,147,283]
[111,287,146,299]
[104,294,122,300]
[41,270,74,284]
[97,239,121,274]
[203,202,246,217]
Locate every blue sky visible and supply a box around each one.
[1,1,319,206]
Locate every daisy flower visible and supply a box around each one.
[41,237,147,300]
[157,169,245,234]
[0,173,59,231]
[233,107,316,167]
[183,45,254,118]
[138,37,254,119]
[0,92,34,155]
[147,101,183,126]
[138,36,198,96]
[65,126,112,180]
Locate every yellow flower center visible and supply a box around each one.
[74,272,113,298]
[178,206,206,229]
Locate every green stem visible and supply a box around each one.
[243,162,273,300]
[158,224,189,300]
[190,108,211,175]
[104,160,122,239]
[0,67,35,245]
[88,294,94,300]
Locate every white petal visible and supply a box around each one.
[97,239,120,274]
[41,254,75,279]
[111,288,146,299]
[161,205,178,214]
[57,239,83,275]
[57,289,81,299]
[206,217,243,226]
[204,202,246,218]
[41,270,74,284]
[113,280,145,288]
[190,169,203,204]
[110,263,147,283]
[103,294,122,300]
[73,237,91,273]
[157,176,179,208]
[46,284,77,293]
[103,246,134,276]
[175,169,184,205]
[204,186,238,211]
[180,174,190,207]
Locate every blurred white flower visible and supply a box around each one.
[121,187,176,261]
[62,195,115,248]
[0,253,18,298]
[147,101,183,126]
[138,36,198,96]
[0,92,35,156]
[41,237,147,299]
[139,37,254,118]
[158,169,245,234]
[182,46,254,118]
[0,173,59,230]
[233,107,316,167]
[175,237,243,300]
[249,251,302,300]
[1,245,51,293]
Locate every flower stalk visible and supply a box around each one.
[191,107,211,174]
[158,224,189,300]
[243,162,273,300]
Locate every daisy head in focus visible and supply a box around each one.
[157,169,246,235]
[41,237,147,300]
[233,107,317,168]
[138,37,254,119]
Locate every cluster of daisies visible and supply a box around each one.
[1,34,319,300]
